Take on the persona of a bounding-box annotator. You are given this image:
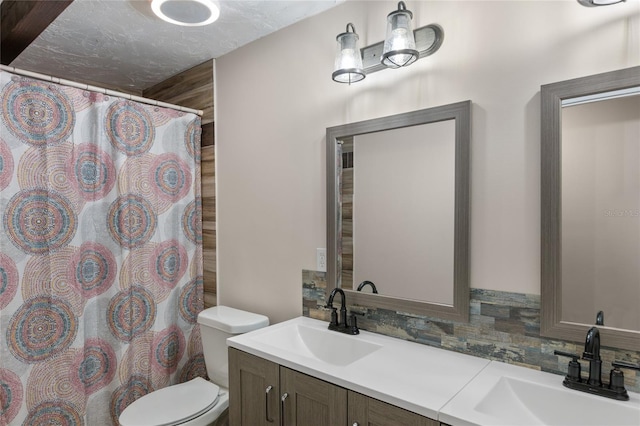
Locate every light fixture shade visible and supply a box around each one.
[577,0,625,6]
[151,0,220,26]
[382,1,419,68]
[332,23,366,84]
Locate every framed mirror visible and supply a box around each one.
[326,101,471,322]
[541,66,640,351]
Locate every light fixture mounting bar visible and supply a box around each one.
[361,24,444,75]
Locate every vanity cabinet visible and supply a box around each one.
[229,347,280,425]
[229,348,346,425]
[281,366,347,425]
[348,391,438,426]
[229,348,437,426]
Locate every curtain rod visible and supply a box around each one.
[0,65,204,117]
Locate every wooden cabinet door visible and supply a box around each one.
[280,367,347,426]
[348,391,438,426]
[229,348,280,426]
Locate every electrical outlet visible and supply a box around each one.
[316,248,327,272]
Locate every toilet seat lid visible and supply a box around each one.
[119,377,220,426]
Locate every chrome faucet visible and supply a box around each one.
[325,288,359,335]
[555,311,640,401]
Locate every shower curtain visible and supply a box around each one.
[0,71,205,425]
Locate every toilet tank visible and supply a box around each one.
[197,306,269,388]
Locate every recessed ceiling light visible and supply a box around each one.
[151,0,220,26]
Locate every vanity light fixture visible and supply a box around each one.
[577,0,625,6]
[331,2,444,84]
[382,1,419,68]
[332,23,366,84]
[151,0,220,26]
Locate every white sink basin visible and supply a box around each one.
[249,323,382,366]
[228,316,492,420]
[440,362,640,426]
[477,376,639,425]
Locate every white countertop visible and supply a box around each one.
[227,316,640,425]
[227,316,490,420]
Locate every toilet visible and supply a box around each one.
[119,306,269,426]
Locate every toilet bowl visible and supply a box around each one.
[119,306,269,426]
[119,377,226,426]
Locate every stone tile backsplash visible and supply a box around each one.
[302,270,640,393]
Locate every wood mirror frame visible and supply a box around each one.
[541,66,640,351]
[326,101,471,322]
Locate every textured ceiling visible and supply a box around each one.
[9,0,341,92]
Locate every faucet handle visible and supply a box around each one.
[610,362,640,389]
[609,361,639,394]
[554,350,579,361]
[612,361,640,371]
[554,350,582,382]
[348,311,363,335]
[325,306,338,326]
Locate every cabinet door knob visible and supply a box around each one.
[265,385,274,423]
[353,423,360,426]
[280,392,289,426]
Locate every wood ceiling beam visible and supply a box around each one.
[1,0,74,65]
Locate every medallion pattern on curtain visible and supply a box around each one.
[0,71,205,425]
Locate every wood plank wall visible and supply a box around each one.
[342,168,353,290]
[143,59,217,307]
[1,0,74,65]
[341,138,354,290]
